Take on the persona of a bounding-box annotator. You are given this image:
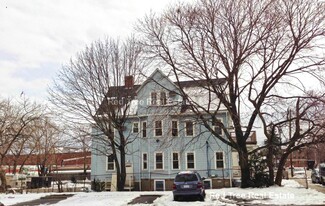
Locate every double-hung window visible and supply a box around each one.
[142,122,147,138]
[171,120,178,137]
[185,121,194,136]
[155,120,163,136]
[155,152,163,170]
[151,92,157,105]
[186,152,195,169]
[172,152,180,170]
[160,91,167,105]
[212,119,223,135]
[142,153,148,170]
[216,152,224,169]
[107,154,115,171]
[133,122,139,133]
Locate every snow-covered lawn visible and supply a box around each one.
[1,180,324,205]
[0,193,46,205]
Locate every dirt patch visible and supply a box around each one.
[11,194,74,206]
[225,195,269,202]
[128,195,162,204]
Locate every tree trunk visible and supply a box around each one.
[266,145,275,186]
[13,161,17,175]
[275,153,289,186]
[238,146,253,188]
[0,169,7,192]
[117,148,126,191]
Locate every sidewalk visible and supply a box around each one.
[295,179,325,194]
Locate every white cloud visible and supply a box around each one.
[0,0,181,102]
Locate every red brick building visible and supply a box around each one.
[2,152,91,175]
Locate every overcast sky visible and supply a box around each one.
[0,0,180,102]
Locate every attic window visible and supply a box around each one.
[160,91,167,105]
[151,92,157,105]
[212,119,223,135]
[169,91,177,97]
[151,91,168,105]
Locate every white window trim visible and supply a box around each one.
[171,151,180,170]
[171,120,179,137]
[154,151,164,170]
[185,120,195,137]
[154,179,165,191]
[106,154,115,171]
[142,121,147,138]
[185,151,196,170]
[142,152,148,170]
[154,120,163,137]
[132,122,139,133]
[215,151,225,169]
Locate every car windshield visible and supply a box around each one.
[175,174,198,182]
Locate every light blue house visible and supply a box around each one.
[91,69,233,191]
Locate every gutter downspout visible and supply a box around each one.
[136,115,142,191]
[206,140,210,177]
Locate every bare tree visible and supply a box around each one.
[63,124,92,177]
[33,117,63,177]
[49,37,146,191]
[256,94,325,186]
[0,98,44,191]
[138,0,325,187]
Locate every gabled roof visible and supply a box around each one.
[97,69,226,114]
[135,68,179,93]
[104,69,225,98]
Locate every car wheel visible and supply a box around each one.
[312,179,315,183]
[199,195,205,201]
[173,195,178,201]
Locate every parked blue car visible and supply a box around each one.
[172,171,206,201]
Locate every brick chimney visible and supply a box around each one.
[125,76,134,88]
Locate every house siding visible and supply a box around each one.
[91,69,232,190]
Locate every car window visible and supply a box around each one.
[175,174,198,182]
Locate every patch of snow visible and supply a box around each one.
[0,193,46,205]
[0,180,324,206]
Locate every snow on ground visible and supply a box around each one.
[54,191,142,206]
[1,180,325,206]
[0,193,46,205]
[154,180,325,206]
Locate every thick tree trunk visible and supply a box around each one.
[266,145,275,186]
[275,153,289,186]
[238,145,253,188]
[0,169,7,192]
[13,161,17,175]
[117,147,126,191]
